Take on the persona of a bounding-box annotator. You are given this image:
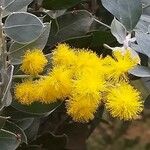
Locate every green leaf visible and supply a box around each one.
[101,0,142,31]
[8,23,51,65]
[42,0,85,10]
[67,30,116,53]
[11,100,62,116]
[16,118,34,130]
[3,106,39,120]
[2,0,33,12]
[144,95,150,109]
[25,118,40,141]
[3,121,27,144]
[0,129,21,150]
[4,12,44,44]
[141,77,150,94]
[111,18,127,44]
[47,10,94,47]
[0,116,9,129]
[131,79,149,100]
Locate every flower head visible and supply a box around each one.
[73,75,105,101]
[52,43,77,68]
[37,66,73,104]
[67,94,100,122]
[74,50,103,77]
[67,71,103,122]
[37,76,58,104]
[113,50,138,77]
[105,83,143,120]
[49,66,73,99]
[21,49,48,75]
[103,50,139,82]
[14,80,37,105]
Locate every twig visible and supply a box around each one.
[94,18,111,29]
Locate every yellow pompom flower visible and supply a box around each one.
[21,49,48,75]
[52,43,77,67]
[15,80,37,105]
[49,66,73,99]
[113,50,138,78]
[37,76,58,104]
[73,76,105,101]
[37,66,73,104]
[105,83,143,120]
[102,50,139,82]
[67,95,99,122]
[68,76,103,123]
[74,50,103,76]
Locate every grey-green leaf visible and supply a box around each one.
[135,32,150,57]
[111,18,127,44]
[8,23,51,65]
[101,0,142,31]
[129,65,150,77]
[2,6,28,18]
[2,0,33,12]
[1,65,14,109]
[4,12,44,44]
[135,18,149,33]
[130,43,144,54]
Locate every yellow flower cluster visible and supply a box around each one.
[15,44,143,122]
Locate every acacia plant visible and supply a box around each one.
[0,0,150,150]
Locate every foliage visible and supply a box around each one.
[0,0,150,150]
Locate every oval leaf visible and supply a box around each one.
[144,95,150,109]
[101,0,142,31]
[11,101,62,116]
[129,65,150,77]
[47,10,94,47]
[46,9,66,19]
[16,118,34,130]
[4,12,44,43]
[135,32,150,57]
[8,23,51,65]
[3,121,27,144]
[1,65,14,109]
[0,129,21,150]
[2,0,33,12]
[111,18,127,44]
[0,116,9,129]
